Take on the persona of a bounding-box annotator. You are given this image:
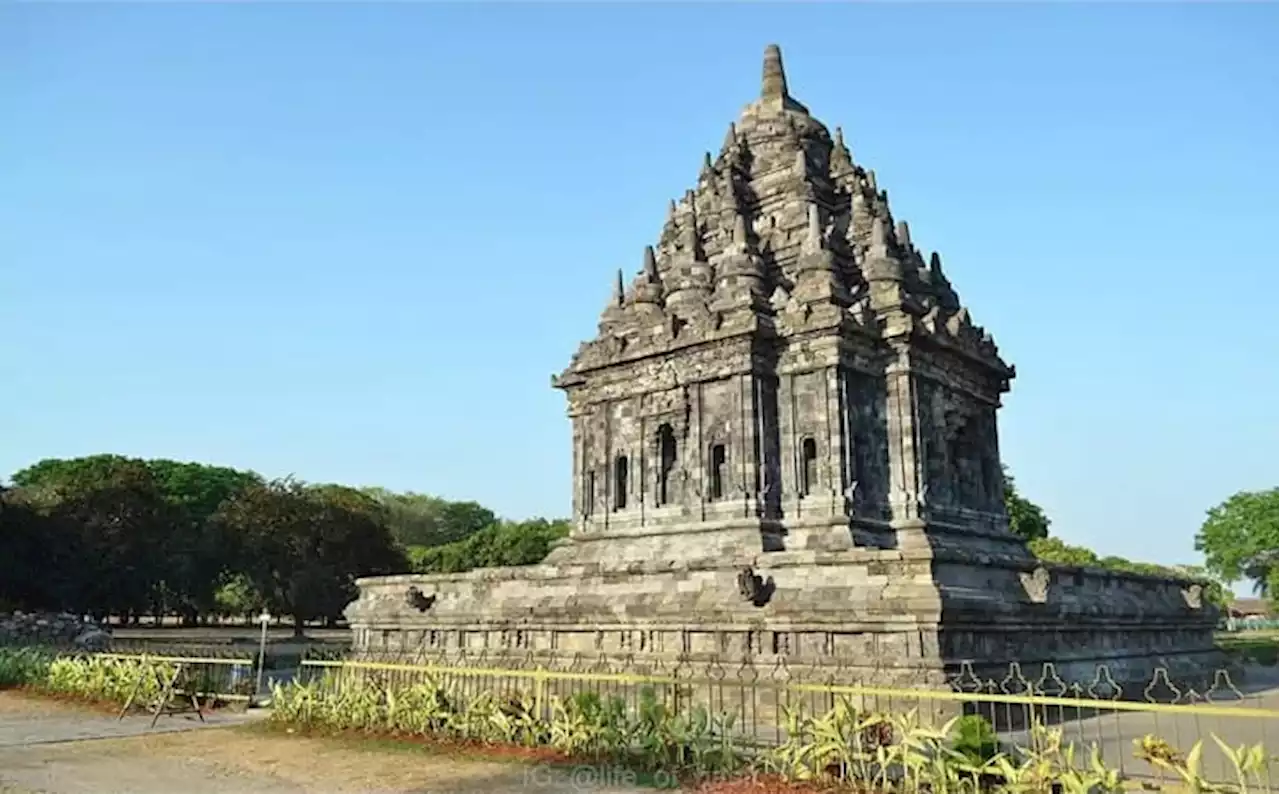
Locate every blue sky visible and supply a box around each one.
[2,3,1276,572]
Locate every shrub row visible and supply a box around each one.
[269,671,1274,791]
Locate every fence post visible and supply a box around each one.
[534,666,548,723]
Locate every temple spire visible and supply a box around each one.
[733,212,749,248]
[761,44,788,101]
[614,268,625,306]
[643,245,659,281]
[803,203,823,252]
[722,122,738,151]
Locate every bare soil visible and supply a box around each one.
[0,691,659,794]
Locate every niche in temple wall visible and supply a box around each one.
[699,378,743,501]
[921,381,999,512]
[640,387,690,508]
[755,375,782,515]
[577,407,609,518]
[846,371,891,518]
[787,370,828,498]
[606,397,645,511]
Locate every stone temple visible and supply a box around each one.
[347,46,1219,691]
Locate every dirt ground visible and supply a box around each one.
[0,692,656,794]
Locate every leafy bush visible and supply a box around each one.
[44,655,178,704]
[270,674,742,778]
[268,671,1276,792]
[408,518,569,574]
[950,713,1000,764]
[0,646,56,688]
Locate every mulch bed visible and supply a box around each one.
[261,722,865,792]
[691,775,851,794]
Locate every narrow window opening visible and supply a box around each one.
[709,443,728,501]
[585,470,596,516]
[613,456,629,511]
[657,424,677,506]
[800,437,818,497]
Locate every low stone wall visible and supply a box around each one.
[345,547,1221,701]
[0,611,112,651]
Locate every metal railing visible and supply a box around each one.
[291,652,1279,790]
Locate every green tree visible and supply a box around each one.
[1027,536,1100,567]
[1195,488,1280,609]
[1003,465,1050,542]
[38,459,187,620]
[409,518,570,574]
[211,478,407,634]
[0,487,77,611]
[212,572,263,622]
[11,455,262,623]
[359,488,496,548]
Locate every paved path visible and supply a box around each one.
[996,675,1279,791]
[0,703,263,749]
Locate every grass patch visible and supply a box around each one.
[1217,632,1279,666]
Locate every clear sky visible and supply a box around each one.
[2,3,1276,571]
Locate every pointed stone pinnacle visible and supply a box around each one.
[643,246,659,280]
[733,212,749,248]
[723,122,738,151]
[667,199,677,221]
[835,126,844,148]
[929,252,943,274]
[702,151,714,172]
[761,44,789,101]
[896,220,911,248]
[614,268,625,305]
[805,203,823,251]
[871,215,889,252]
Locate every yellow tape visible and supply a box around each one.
[300,659,1280,721]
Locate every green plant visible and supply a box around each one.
[1136,733,1275,794]
[0,646,56,688]
[1211,735,1272,794]
[950,713,1000,765]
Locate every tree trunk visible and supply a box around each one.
[292,615,305,637]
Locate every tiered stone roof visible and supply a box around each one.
[560,45,1011,382]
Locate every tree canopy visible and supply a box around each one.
[406,517,570,575]
[359,488,496,547]
[0,454,567,628]
[1002,466,1050,542]
[211,479,406,633]
[2,453,1258,624]
[1195,488,1279,610]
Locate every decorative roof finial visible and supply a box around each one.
[870,216,890,254]
[732,212,750,250]
[896,220,912,249]
[929,251,944,275]
[723,122,738,151]
[643,245,659,281]
[761,44,789,101]
[832,126,854,173]
[801,202,824,254]
[614,268,625,306]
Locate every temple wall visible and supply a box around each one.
[347,551,1222,695]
